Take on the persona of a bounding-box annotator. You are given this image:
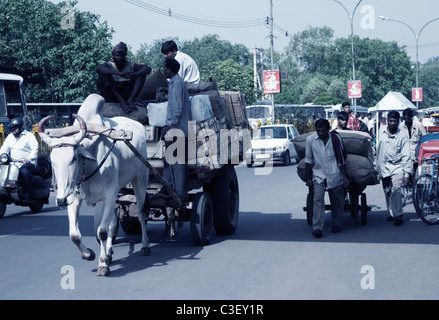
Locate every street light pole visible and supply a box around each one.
[269,0,275,124]
[333,0,363,113]
[379,16,439,108]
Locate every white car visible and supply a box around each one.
[246,124,300,167]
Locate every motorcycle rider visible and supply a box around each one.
[0,117,39,201]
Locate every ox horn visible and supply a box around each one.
[38,115,55,147]
[72,114,87,144]
[38,115,55,133]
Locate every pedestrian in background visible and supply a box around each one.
[376,110,411,226]
[342,101,361,131]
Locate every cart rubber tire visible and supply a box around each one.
[29,202,44,213]
[204,165,239,235]
[0,201,6,218]
[190,192,214,246]
[360,193,367,225]
[119,216,141,235]
[306,192,313,225]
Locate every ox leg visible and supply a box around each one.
[132,176,151,256]
[96,198,117,276]
[67,198,95,261]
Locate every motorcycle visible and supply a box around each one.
[0,153,51,218]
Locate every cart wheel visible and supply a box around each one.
[349,191,359,218]
[190,192,214,246]
[204,165,239,235]
[306,192,313,225]
[360,193,367,225]
[0,201,6,219]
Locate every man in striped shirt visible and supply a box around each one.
[305,119,349,238]
[376,110,411,226]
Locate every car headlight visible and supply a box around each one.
[274,146,285,151]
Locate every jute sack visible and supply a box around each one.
[345,154,378,186]
[297,158,307,182]
[293,132,314,160]
[101,103,149,125]
[337,130,372,158]
[135,70,169,102]
[297,155,378,186]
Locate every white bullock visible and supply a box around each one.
[38,94,150,276]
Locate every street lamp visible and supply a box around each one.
[333,0,363,113]
[379,15,439,107]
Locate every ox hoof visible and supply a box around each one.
[97,266,110,276]
[140,247,151,256]
[82,249,95,261]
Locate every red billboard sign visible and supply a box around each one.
[412,88,423,102]
[348,80,362,99]
[263,70,281,94]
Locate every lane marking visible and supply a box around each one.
[0,227,45,239]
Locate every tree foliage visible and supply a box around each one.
[1,2,438,109]
[0,0,114,102]
[419,57,439,108]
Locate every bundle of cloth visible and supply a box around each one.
[294,130,378,186]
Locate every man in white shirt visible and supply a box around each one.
[0,117,39,200]
[161,40,200,85]
[376,110,411,226]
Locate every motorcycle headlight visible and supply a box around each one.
[0,153,9,163]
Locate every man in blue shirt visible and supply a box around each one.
[158,58,191,205]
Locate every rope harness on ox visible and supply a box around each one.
[40,116,182,208]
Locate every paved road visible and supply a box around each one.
[0,161,438,300]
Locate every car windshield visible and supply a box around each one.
[253,126,287,140]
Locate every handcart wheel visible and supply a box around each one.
[360,193,367,225]
[306,191,313,225]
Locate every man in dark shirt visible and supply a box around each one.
[159,58,192,204]
[96,42,152,113]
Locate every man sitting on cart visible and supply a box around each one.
[305,119,349,238]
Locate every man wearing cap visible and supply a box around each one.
[96,42,152,113]
[0,117,39,201]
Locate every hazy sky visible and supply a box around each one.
[50,0,439,64]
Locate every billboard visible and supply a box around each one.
[263,70,281,94]
[348,80,362,99]
[412,88,423,102]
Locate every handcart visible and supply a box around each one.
[304,183,371,226]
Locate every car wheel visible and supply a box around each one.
[283,151,291,166]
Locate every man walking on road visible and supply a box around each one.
[376,110,411,226]
[305,119,349,238]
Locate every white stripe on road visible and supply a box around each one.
[0,227,45,239]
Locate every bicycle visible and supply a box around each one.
[412,153,439,225]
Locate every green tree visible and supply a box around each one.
[203,59,256,104]
[323,36,414,107]
[0,0,114,102]
[419,57,439,108]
